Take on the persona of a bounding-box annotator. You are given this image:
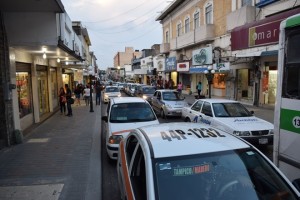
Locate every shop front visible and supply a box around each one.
[165,57,177,89]
[16,62,34,130]
[36,65,49,116]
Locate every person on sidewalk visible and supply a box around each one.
[65,84,73,116]
[177,81,183,95]
[59,87,66,115]
[95,81,102,105]
[197,81,202,99]
[84,85,91,106]
[74,84,81,106]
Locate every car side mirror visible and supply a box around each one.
[102,116,108,122]
[292,178,300,192]
[250,110,254,115]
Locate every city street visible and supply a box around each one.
[0,93,275,200]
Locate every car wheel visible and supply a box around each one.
[185,117,191,122]
[160,109,166,119]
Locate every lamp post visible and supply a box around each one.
[88,66,94,112]
[204,66,215,99]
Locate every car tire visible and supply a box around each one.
[185,117,191,122]
[160,109,166,119]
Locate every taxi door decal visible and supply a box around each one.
[120,141,134,200]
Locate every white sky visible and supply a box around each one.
[61,0,171,70]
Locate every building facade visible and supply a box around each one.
[156,0,300,106]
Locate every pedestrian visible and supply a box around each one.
[95,81,102,105]
[83,85,91,106]
[74,84,81,106]
[58,87,66,115]
[65,84,73,116]
[177,81,183,95]
[197,81,202,98]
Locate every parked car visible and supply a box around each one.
[150,89,188,118]
[135,85,155,102]
[181,98,274,145]
[102,86,121,103]
[117,122,300,200]
[101,97,159,159]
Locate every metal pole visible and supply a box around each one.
[90,75,94,112]
[209,79,211,99]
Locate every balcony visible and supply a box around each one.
[226,5,256,31]
[170,24,215,50]
[160,43,170,53]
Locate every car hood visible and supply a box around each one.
[105,92,120,96]
[109,121,159,136]
[163,100,187,108]
[215,117,274,131]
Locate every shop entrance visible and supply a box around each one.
[37,69,49,115]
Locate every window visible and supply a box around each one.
[16,72,32,118]
[165,30,169,43]
[194,11,200,29]
[242,0,252,6]
[177,22,182,37]
[201,102,212,116]
[205,3,213,24]
[185,17,190,33]
[191,100,203,112]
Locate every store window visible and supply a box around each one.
[16,72,32,118]
[212,73,226,89]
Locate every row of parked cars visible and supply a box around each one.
[100,86,300,200]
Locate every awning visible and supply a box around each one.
[235,51,263,57]
[235,50,278,58]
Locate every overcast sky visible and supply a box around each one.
[61,0,170,70]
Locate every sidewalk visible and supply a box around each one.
[0,100,102,200]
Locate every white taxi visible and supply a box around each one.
[102,97,159,159]
[117,122,300,200]
[102,86,121,103]
[181,99,274,145]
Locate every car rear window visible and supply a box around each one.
[110,102,156,123]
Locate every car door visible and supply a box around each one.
[188,100,204,122]
[199,101,214,126]
[118,135,147,200]
[151,91,160,112]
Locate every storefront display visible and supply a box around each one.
[16,72,32,118]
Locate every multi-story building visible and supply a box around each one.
[0,0,96,148]
[113,47,141,68]
[156,0,300,106]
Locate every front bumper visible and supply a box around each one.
[241,135,274,145]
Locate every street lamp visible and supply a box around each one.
[88,66,94,112]
[204,66,215,98]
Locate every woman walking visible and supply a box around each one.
[58,87,66,115]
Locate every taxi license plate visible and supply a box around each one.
[259,138,268,144]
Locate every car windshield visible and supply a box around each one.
[105,87,119,92]
[143,87,155,94]
[162,91,184,101]
[154,149,298,200]
[109,102,156,123]
[212,103,252,117]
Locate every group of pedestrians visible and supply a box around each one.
[58,81,103,117]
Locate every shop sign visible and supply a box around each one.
[165,57,177,72]
[177,62,190,72]
[213,62,230,72]
[192,46,213,66]
[248,20,281,47]
[153,56,165,72]
[189,65,212,74]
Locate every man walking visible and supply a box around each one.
[65,84,73,116]
[95,81,102,105]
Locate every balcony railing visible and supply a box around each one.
[170,24,215,50]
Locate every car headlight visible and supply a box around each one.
[233,131,251,136]
[105,94,108,98]
[165,104,172,109]
[118,94,121,97]
[142,95,147,100]
[108,135,123,144]
[269,130,274,135]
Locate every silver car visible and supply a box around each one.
[150,89,188,118]
[102,86,121,103]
